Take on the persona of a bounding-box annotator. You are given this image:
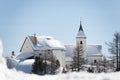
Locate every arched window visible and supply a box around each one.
[80,41,83,44]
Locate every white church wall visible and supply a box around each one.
[87,55,103,65]
[76,38,86,59]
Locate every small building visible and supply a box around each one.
[20,35,66,67]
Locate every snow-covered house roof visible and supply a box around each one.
[30,36,65,50]
[20,35,65,52]
[17,52,34,60]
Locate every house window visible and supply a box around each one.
[80,41,83,44]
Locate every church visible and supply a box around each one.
[65,21,103,66]
[19,21,103,69]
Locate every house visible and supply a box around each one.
[20,35,66,67]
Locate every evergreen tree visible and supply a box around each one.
[32,53,60,75]
[32,56,39,74]
[32,56,44,74]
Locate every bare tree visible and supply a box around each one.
[106,32,120,71]
[72,43,86,71]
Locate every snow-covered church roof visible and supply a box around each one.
[86,45,102,56]
[65,45,103,59]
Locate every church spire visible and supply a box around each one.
[76,20,86,38]
[79,20,83,32]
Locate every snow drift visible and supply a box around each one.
[0,40,120,80]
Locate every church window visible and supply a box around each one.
[94,60,97,63]
[80,41,83,44]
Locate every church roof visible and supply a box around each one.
[65,45,103,59]
[79,23,83,31]
[76,21,86,38]
[86,45,102,56]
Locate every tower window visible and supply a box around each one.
[94,60,97,63]
[80,41,83,44]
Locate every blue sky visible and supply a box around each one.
[0,0,120,56]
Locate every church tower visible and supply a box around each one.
[76,21,87,59]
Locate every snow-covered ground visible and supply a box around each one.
[1,59,120,80]
[0,40,120,80]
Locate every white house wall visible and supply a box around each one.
[52,50,66,67]
[21,38,33,54]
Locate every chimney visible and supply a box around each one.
[32,33,37,45]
